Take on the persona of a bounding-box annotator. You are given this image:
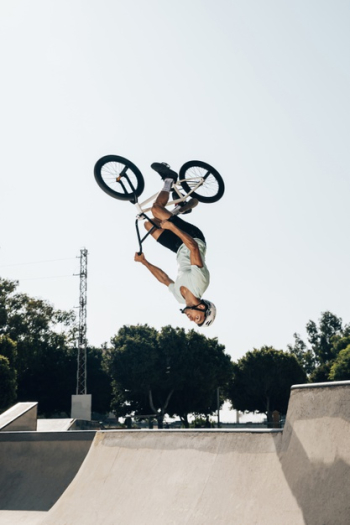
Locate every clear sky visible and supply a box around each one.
[1,0,349,364]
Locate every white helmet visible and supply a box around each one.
[180,299,217,327]
[200,300,217,327]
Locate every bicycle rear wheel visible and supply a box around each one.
[179,161,224,203]
[94,155,145,201]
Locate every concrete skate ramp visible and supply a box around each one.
[0,431,95,524]
[40,381,350,525]
[0,402,38,431]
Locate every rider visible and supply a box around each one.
[134,162,216,327]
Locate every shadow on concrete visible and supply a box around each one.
[0,431,95,511]
[276,384,350,525]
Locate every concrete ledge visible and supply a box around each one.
[90,428,283,434]
[291,380,350,390]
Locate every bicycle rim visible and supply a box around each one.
[179,161,224,203]
[94,155,144,201]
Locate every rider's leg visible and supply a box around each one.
[152,180,176,222]
[143,187,172,241]
[154,190,172,208]
[144,218,163,241]
[143,182,174,241]
[144,215,205,254]
[151,163,177,214]
[144,197,174,244]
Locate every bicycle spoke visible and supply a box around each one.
[100,162,139,194]
[94,154,145,201]
[184,170,219,198]
[179,160,224,204]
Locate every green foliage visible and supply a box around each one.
[0,278,111,417]
[306,311,343,363]
[104,324,231,426]
[329,345,350,381]
[288,311,349,380]
[226,346,307,420]
[0,335,17,367]
[287,333,315,376]
[166,329,232,425]
[85,347,112,415]
[104,324,161,418]
[0,277,75,415]
[0,355,17,411]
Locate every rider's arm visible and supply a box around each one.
[134,253,174,286]
[161,221,203,268]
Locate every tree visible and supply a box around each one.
[329,343,350,381]
[85,346,113,416]
[0,278,75,415]
[104,324,232,427]
[0,355,17,411]
[287,333,314,376]
[0,335,17,367]
[0,277,74,372]
[0,335,18,411]
[104,324,163,422]
[0,278,112,417]
[164,329,232,426]
[226,346,307,424]
[288,311,349,381]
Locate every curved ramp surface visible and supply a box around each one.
[40,381,350,525]
[0,431,95,525]
[2,382,350,525]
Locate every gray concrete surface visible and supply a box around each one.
[0,431,95,525]
[41,381,350,525]
[36,419,75,431]
[0,403,38,431]
[1,381,350,524]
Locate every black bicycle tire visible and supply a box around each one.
[179,160,225,203]
[94,155,145,201]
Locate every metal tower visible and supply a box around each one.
[76,248,88,395]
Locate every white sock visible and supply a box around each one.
[162,178,173,192]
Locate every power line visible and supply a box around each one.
[0,257,76,268]
[16,274,75,281]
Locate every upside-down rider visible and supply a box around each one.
[134,162,216,327]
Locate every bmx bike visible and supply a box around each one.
[94,155,225,254]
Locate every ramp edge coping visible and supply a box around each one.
[291,380,350,390]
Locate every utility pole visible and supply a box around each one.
[71,247,91,421]
[76,248,88,395]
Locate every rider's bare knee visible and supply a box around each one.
[152,202,162,217]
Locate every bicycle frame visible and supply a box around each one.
[133,177,204,254]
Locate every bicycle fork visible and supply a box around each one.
[133,200,159,255]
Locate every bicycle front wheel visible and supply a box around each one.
[179,161,225,203]
[94,155,145,201]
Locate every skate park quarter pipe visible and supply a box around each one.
[1,381,350,525]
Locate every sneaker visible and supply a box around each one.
[151,162,178,182]
[172,198,199,216]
